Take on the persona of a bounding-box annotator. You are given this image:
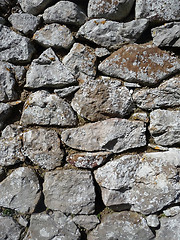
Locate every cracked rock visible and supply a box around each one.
[43,169,96,215]
[0,103,12,130]
[0,216,22,240]
[18,0,53,15]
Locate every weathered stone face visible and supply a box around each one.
[0,216,22,240]
[72,215,100,231]
[18,0,52,15]
[0,103,12,130]
[98,43,180,86]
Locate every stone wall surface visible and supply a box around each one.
[0,0,180,239]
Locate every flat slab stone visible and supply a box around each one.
[149,109,180,146]
[95,48,110,58]
[71,79,133,121]
[76,19,149,49]
[0,216,22,240]
[0,24,35,64]
[133,77,180,110]
[0,167,41,213]
[98,43,180,86]
[24,211,81,240]
[33,23,74,49]
[72,215,100,231]
[22,128,64,170]
[136,0,180,23]
[152,22,180,47]
[18,0,52,15]
[25,48,77,89]
[88,0,135,21]
[54,86,80,98]
[87,211,154,240]
[163,206,180,217]
[43,1,87,26]
[0,103,12,130]
[20,90,77,127]
[61,118,146,153]
[43,169,96,215]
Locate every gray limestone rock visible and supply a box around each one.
[61,118,146,153]
[0,167,5,181]
[33,23,74,49]
[71,79,133,121]
[146,215,159,228]
[62,43,97,79]
[133,77,180,110]
[136,0,180,23]
[67,152,111,169]
[22,128,64,170]
[43,1,87,26]
[0,103,12,130]
[87,211,154,240]
[24,211,81,240]
[98,43,180,86]
[0,125,24,166]
[43,169,96,215]
[88,0,135,21]
[163,206,180,217]
[155,214,180,240]
[8,13,41,35]
[152,22,180,47]
[149,109,180,146]
[95,48,110,58]
[0,216,22,240]
[25,48,77,89]
[131,112,149,123]
[18,0,53,15]
[0,167,41,213]
[76,18,149,49]
[72,215,100,231]
[20,90,77,127]
[54,86,80,98]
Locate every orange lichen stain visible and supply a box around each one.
[101,20,106,24]
[141,157,145,162]
[155,146,160,150]
[49,57,55,61]
[94,20,99,25]
[6,67,11,72]
[24,100,30,109]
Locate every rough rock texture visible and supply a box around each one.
[72,215,100,231]
[149,109,180,146]
[0,216,22,240]
[152,22,180,47]
[54,86,79,98]
[76,19,149,49]
[67,152,111,169]
[20,90,77,127]
[8,13,41,35]
[136,0,180,23]
[43,169,96,215]
[132,112,149,123]
[98,43,180,86]
[87,211,154,240]
[163,206,180,217]
[18,0,52,15]
[95,47,110,58]
[155,214,180,240]
[133,77,180,110]
[146,215,159,228]
[88,0,135,21]
[62,43,97,79]
[61,118,146,153]
[22,128,64,170]
[0,125,24,166]
[0,24,35,64]
[0,167,41,213]
[33,23,74,49]
[24,211,81,240]
[25,48,77,89]
[71,79,133,121]
[43,1,87,26]
[0,103,12,130]
[0,167,5,181]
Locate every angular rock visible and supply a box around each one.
[155,214,180,240]
[61,118,146,153]
[152,22,180,47]
[33,23,74,49]
[0,24,35,64]
[71,79,133,121]
[43,1,87,26]
[18,0,52,15]
[163,206,180,217]
[25,48,77,89]
[124,82,141,88]
[22,128,64,170]
[54,86,80,98]
[95,47,110,58]
[146,215,159,228]
[133,77,180,110]
[0,125,24,166]
[0,216,22,240]
[132,112,149,123]
[0,167,41,213]
[149,109,180,146]
[8,13,41,35]
[148,144,169,151]
[20,90,77,127]
[136,0,180,23]
[24,211,81,240]
[88,0,135,21]
[72,215,100,231]
[0,167,5,181]
[62,43,97,79]
[87,211,154,240]
[67,152,111,169]
[0,103,12,130]
[76,19,149,49]
[98,43,180,86]
[43,169,96,215]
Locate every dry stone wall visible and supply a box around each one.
[0,0,180,239]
